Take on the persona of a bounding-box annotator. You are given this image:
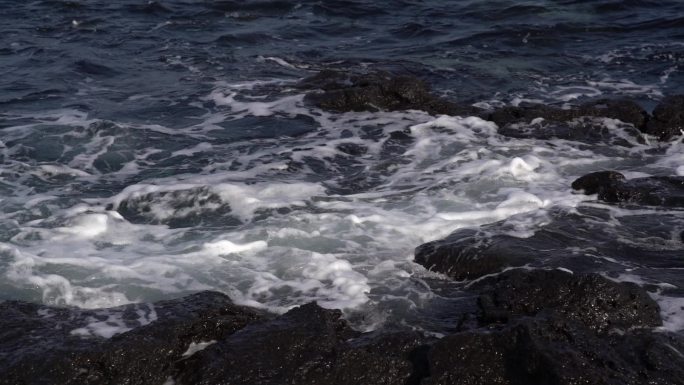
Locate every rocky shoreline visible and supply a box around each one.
[302,70,683,143]
[2,71,683,384]
[3,268,683,384]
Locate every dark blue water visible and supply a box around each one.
[1,0,683,334]
[3,0,683,116]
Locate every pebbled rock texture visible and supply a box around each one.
[572,171,684,207]
[301,70,479,116]
[0,292,263,385]
[414,205,684,284]
[2,275,683,385]
[644,95,684,141]
[423,269,683,385]
[301,70,684,142]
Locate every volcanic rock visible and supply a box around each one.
[472,269,661,332]
[486,99,648,128]
[174,303,428,384]
[579,98,649,129]
[0,293,431,385]
[414,227,538,281]
[644,95,684,141]
[488,99,648,144]
[109,186,239,228]
[301,70,478,116]
[422,269,679,385]
[425,316,684,385]
[572,171,684,207]
[0,292,263,385]
[414,206,684,283]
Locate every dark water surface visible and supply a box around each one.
[1,0,683,335]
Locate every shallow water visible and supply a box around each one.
[1,0,683,335]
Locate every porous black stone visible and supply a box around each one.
[644,95,684,141]
[0,292,263,385]
[472,269,661,333]
[300,70,479,116]
[174,303,428,385]
[572,171,684,207]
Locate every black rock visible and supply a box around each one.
[496,118,639,145]
[110,186,240,228]
[579,98,649,129]
[0,293,432,385]
[487,99,648,128]
[644,95,684,141]
[415,227,538,281]
[414,206,684,284]
[425,316,684,385]
[488,99,648,143]
[472,269,661,333]
[173,302,429,385]
[571,170,627,195]
[422,268,680,385]
[572,171,684,207]
[336,142,368,156]
[301,70,479,116]
[487,104,577,127]
[0,291,264,385]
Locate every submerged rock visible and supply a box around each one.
[414,205,684,284]
[301,70,478,116]
[572,171,684,207]
[644,95,684,141]
[414,227,538,281]
[496,118,640,145]
[579,98,650,129]
[486,99,648,129]
[301,71,684,143]
[488,99,648,144]
[109,186,240,228]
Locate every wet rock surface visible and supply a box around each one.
[174,303,429,385]
[0,293,432,385]
[472,269,661,333]
[411,166,684,384]
[414,205,684,285]
[0,292,264,385]
[414,227,537,281]
[418,271,683,385]
[573,171,684,207]
[488,99,647,127]
[5,72,684,385]
[108,187,240,228]
[301,71,684,142]
[644,95,684,141]
[2,268,683,384]
[301,70,478,116]
[426,316,684,385]
[479,99,654,144]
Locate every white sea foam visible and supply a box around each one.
[1,78,682,334]
[69,304,157,338]
[653,293,684,333]
[182,340,217,357]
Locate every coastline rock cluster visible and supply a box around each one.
[572,171,684,207]
[301,70,683,143]
[3,71,683,384]
[2,270,682,384]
